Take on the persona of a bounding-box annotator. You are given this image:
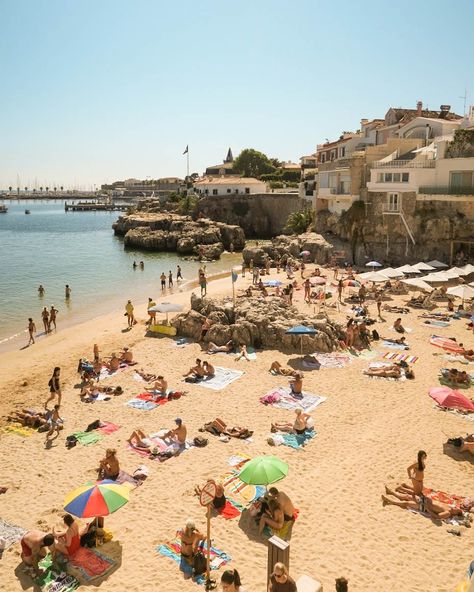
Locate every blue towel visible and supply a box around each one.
[282,430,317,449]
[382,341,409,350]
[126,399,158,411]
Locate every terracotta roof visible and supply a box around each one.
[194,177,264,185]
[390,108,462,124]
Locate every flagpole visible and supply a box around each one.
[187,149,189,180]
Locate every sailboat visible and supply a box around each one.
[0,202,8,213]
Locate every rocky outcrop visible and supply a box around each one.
[172,294,344,354]
[112,213,245,259]
[242,233,334,266]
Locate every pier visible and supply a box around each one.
[65,201,132,212]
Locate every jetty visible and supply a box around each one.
[65,201,131,212]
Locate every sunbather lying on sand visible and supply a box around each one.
[381,336,408,347]
[463,349,474,362]
[207,340,234,354]
[271,408,312,434]
[7,408,48,429]
[364,364,402,378]
[382,486,463,521]
[447,435,474,455]
[269,361,297,377]
[202,418,252,439]
[127,429,153,449]
[442,368,470,385]
[135,369,159,382]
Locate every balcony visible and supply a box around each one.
[418,185,474,195]
[372,159,435,169]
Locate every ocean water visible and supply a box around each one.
[0,200,238,350]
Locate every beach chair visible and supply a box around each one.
[296,574,323,591]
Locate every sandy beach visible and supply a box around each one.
[1,266,473,592]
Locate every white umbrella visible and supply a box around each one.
[401,278,434,292]
[423,272,451,283]
[393,265,421,274]
[443,270,461,279]
[358,271,390,282]
[380,267,405,278]
[469,281,474,288]
[446,285,474,300]
[412,262,435,271]
[448,266,470,277]
[365,260,382,268]
[426,259,449,269]
[461,264,474,274]
[148,301,184,322]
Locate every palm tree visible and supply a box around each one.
[39,186,43,192]
[60,186,64,191]
[284,209,315,234]
[46,186,49,192]
[24,186,28,192]
[54,187,57,192]
[8,186,12,193]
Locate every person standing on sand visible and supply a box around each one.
[93,343,100,363]
[38,285,45,297]
[49,305,58,331]
[28,318,36,345]
[177,265,183,281]
[168,270,173,288]
[160,272,166,291]
[45,367,62,408]
[147,297,156,325]
[41,307,50,333]
[125,300,135,327]
[200,272,207,296]
[65,285,71,299]
[375,292,383,319]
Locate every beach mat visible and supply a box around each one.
[422,320,451,328]
[281,430,317,450]
[260,387,326,412]
[115,469,143,488]
[97,421,121,435]
[430,335,464,353]
[136,392,169,405]
[382,341,409,350]
[0,424,36,437]
[348,348,378,359]
[157,533,231,582]
[192,367,244,391]
[126,399,158,411]
[303,353,351,370]
[0,518,27,552]
[382,352,419,364]
[70,431,103,446]
[68,547,116,581]
[221,469,265,506]
[35,555,79,591]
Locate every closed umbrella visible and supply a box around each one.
[148,301,184,322]
[286,325,317,356]
[64,480,130,519]
[238,455,288,486]
[428,387,474,411]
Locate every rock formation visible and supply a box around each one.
[112,213,245,259]
[242,233,334,267]
[172,294,345,354]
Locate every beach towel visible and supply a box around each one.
[68,547,116,581]
[157,534,230,583]
[215,500,243,520]
[69,431,103,446]
[422,320,451,328]
[171,337,190,348]
[348,348,378,359]
[260,387,326,413]
[303,353,351,370]
[35,556,79,592]
[0,518,26,551]
[115,469,143,488]
[280,430,317,450]
[430,335,464,353]
[423,487,467,510]
[227,453,251,467]
[382,341,409,350]
[136,392,169,405]
[0,424,36,437]
[382,352,419,364]
[221,470,265,505]
[193,367,244,391]
[126,399,158,411]
[443,354,472,365]
[97,421,121,435]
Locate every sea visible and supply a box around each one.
[0,200,239,352]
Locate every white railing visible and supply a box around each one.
[372,160,435,169]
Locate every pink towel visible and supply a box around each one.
[98,422,121,435]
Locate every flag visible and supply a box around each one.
[183,145,188,155]
[232,270,238,283]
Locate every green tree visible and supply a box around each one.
[284,209,315,234]
[178,194,198,215]
[233,148,276,178]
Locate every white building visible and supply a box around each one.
[193,177,267,196]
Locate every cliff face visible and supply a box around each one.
[112,213,245,259]
[195,193,308,238]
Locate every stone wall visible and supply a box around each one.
[195,193,308,238]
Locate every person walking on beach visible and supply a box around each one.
[168,270,173,288]
[125,300,135,327]
[147,297,156,325]
[375,292,383,319]
[160,272,166,291]
[200,272,207,296]
[41,307,50,334]
[65,284,71,299]
[337,279,344,302]
[28,318,36,345]
[38,285,45,297]
[49,305,58,331]
[45,367,62,408]
[177,265,183,281]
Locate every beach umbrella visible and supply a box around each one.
[310,277,326,285]
[286,324,317,356]
[448,267,470,277]
[365,260,382,268]
[401,278,434,292]
[380,267,404,278]
[238,455,288,486]
[412,262,435,271]
[428,387,474,412]
[393,265,421,274]
[358,271,390,282]
[469,282,474,288]
[447,285,474,302]
[461,264,474,274]
[427,259,449,269]
[63,480,130,519]
[422,272,450,283]
[343,279,361,287]
[263,280,283,287]
[148,301,184,322]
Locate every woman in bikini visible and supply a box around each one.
[180,520,204,574]
[52,514,81,559]
[396,450,427,497]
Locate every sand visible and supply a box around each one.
[0,266,473,591]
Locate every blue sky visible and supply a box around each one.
[1,0,473,189]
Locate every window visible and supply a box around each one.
[377,173,383,182]
[321,154,326,163]
[384,173,392,182]
[401,173,409,182]
[450,171,474,188]
[245,187,250,194]
[227,188,231,193]
[393,173,400,182]
[212,189,218,195]
[387,193,400,212]
[339,147,346,158]
[235,189,239,194]
[204,189,209,195]
[330,150,336,161]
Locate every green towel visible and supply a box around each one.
[71,431,103,445]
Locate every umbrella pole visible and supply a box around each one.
[300,335,303,357]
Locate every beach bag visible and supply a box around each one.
[85,419,101,432]
[193,436,208,448]
[193,543,207,576]
[372,329,380,341]
[66,435,78,449]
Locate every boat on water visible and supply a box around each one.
[25,209,31,214]
[0,203,8,213]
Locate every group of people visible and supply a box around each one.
[183,358,215,382]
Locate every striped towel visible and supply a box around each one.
[382,352,419,364]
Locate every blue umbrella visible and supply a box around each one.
[264,280,283,287]
[285,325,317,356]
